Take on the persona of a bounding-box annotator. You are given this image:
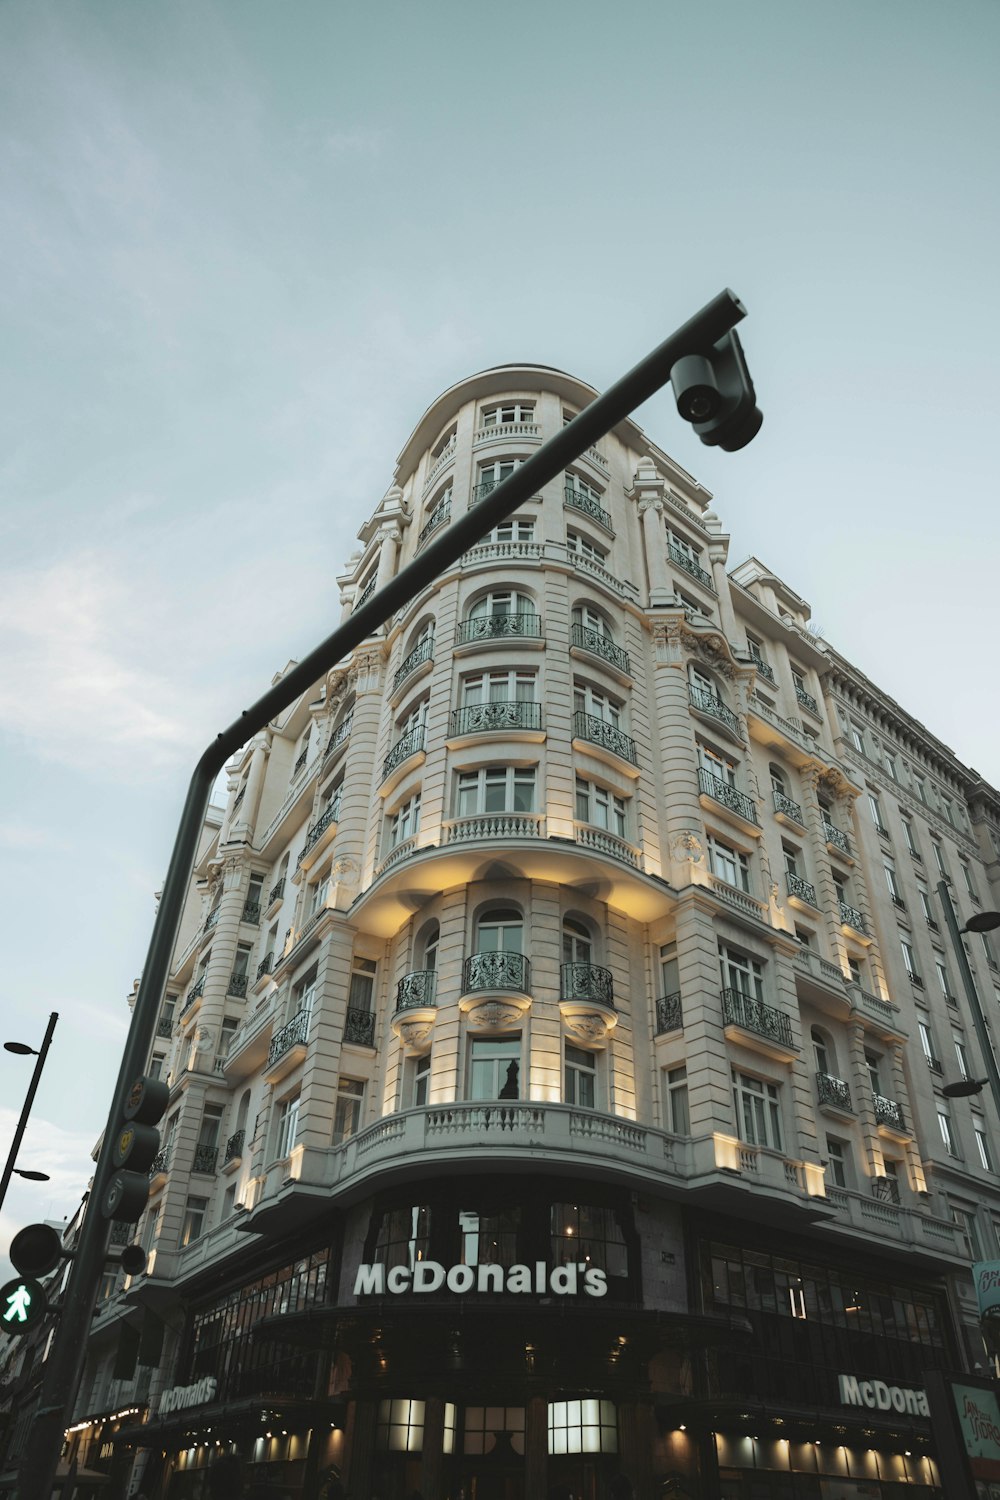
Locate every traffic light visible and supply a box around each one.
[670,328,763,452]
[3,1223,63,1337]
[101,1074,170,1224]
[0,1275,47,1334]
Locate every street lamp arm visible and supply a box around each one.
[937,881,1000,1121]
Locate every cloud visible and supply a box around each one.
[324,126,387,161]
[0,822,70,852]
[0,1109,96,1283]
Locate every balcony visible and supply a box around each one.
[463,951,531,997]
[668,543,713,589]
[227,972,249,999]
[298,796,342,871]
[148,1149,170,1189]
[655,992,683,1034]
[823,820,851,857]
[786,872,819,909]
[872,1174,901,1206]
[772,790,805,827]
[925,1053,944,1076]
[688,684,741,739]
[344,1007,376,1048]
[417,502,450,550]
[256,952,274,983]
[447,813,544,844]
[750,655,775,684]
[474,420,539,445]
[873,1094,908,1136]
[266,877,285,914]
[324,714,353,762]
[423,437,456,490]
[392,636,434,693]
[560,962,614,1008]
[816,1071,853,1114]
[456,613,542,646]
[450,701,542,738]
[355,575,377,610]
[392,975,436,1052]
[569,622,631,677]
[838,900,867,936]
[156,1016,173,1039]
[265,1008,311,1079]
[721,988,795,1058]
[795,685,820,716]
[697,769,759,826]
[241,900,261,925]
[572,711,637,767]
[223,1129,245,1170]
[193,1144,218,1175]
[292,746,309,778]
[573,824,640,868]
[224,992,280,1082]
[382,726,425,784]
[181,976,205,1016]
[395,970,437,1011]
[203,905,221,934]
[564,484,613,533]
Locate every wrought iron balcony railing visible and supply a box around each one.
[668,543,713,588]
[569,622,630,675]
[395,970,437,1011]
[773,790,804,823]
[268,1008,311,1067]
[301,796,342,859]
[227,973,249,999]
[182,976,205,1013]
[786,872,818,907]
[572,711,637,765]
[392,636,434,692]
[109,1220,132,1246]
[232,786,245,812]
[750,655,775,683]
[838,900,867,933]
[293,747,309,777]
[355,575,377,609]
[450,701,541,737]
[873,1094,905,1132]
[268,877,285,907]
[560,962,615,1008]
[203,905,221,933]
[417,501,450,549]
[148,1148,170,1179]
[795,685,820,715]
[688,684,740,736]
[345,1007,376,1047]
[906,968,924,989]
[256,951,274,981]
[721,988,794,1048]
[823,820,851,855]
[242,900,261,925]
[872,1174,901,1205]
[697,769,758,824]
[463,951,532,995]
[382,726,425,782]
[325,715,353,759]
[564,484,613,532]
[224,1129,245,1164]
[655,993,683,1034]
[816,1072,852,1111]
[156,1016,173,1039]
[925,1054,944,1075]
[193,1144,218,1175]
[456,613,542,645]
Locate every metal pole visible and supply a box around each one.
[17,288,753,1498]
[937,880,1000,1119]
[0,1011,58,1220]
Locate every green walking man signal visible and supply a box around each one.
[0,1277,47,1334]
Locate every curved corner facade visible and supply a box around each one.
[51,368,1000,1498]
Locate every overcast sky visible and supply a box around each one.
[2,0,998,1276]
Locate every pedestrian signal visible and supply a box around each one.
[0,1276,47,1334]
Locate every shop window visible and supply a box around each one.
[550,1203,627,1278]
[464,1405,525,1455]
[374,1205,432,1271]
[469,1036,521,1099]
[333,1079,365,1144]
[377,1398,426,1453]
[547,1399,618,1455]
[458,1206,521,1266]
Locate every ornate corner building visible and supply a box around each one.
[34,369,1000,1498]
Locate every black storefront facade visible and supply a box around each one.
[109,1174,961,1499]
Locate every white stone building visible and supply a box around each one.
[62,367,1000,1499]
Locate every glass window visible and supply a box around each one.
[565,471,603,503]
[566,528,608,562]
[708,835,750,891]
[849,722,866,753]
[719,944,764,998]
[900,938,920,979]
[464,1405,524,1457]
[374,1206,431,1271]
[826,1137,850,1188]
[469,1036,521,1099]
[468,589,534,620]
[565,1045,597,1107]
[936,956,954,1000]
[955,1034,971,1078]
[918,1021,937,1064]
[961,859,980,901]
[386,792,421,849]
[547,1399,618,1456]
[550,1204,627,1278]
[456,766,536,816]
[461,669,536,704]
[938,1110,958,1157]
[482,402,534,426]
[275,1095,299,1159]
[901,814,919,855]
[333,1079,364,1145]
[476,908,523,953]
[811,1027,831,1075]
[562,917,593,965]
[412,1053,431,1108]
[197,1103,224,1152]
[573,681,623,726]
[666,1066,689,1134]
[180,1196,209,1248]
[731,1071,783,1150]
[575,777,627,837]
[931,838,948,876]
[572,603,614,638]
[349,956,377,1012]
[868,792,886,831]
[477,458,522,492]
[459,1207,521,1266]
[977,1128,993,1172]
[377,1398,427,1453]
[483,516,535,544]
[293,964,318,1020]
[698,741,737,786]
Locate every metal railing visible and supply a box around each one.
[456,612,542,645]
[872,1175,901,1205]
[292,747,309,777]
[698,769,758,824]
[242,900,261,925]
[839,900,867,933]
[668,543,713,588]
[450,701,541,736]
[203,906,221,933]
[721,988,793,1048]
[392,636,434,691]
[786,872,818,907]
[193,1144,218,1175]
[688,683,740,736]
[324,715,353,759]
[795,685,820,715]
[344,1007,376,1047]
[354,575,377,610]
[382,726,425,782]
[564,484,613,532]
[463,951,531,994]
[267,1008,311,1066]
[569,622,630,675]
[816,1072,852,1111]
[395,971,437,1010]
[823,820,851,855]
[873,1095,905,1132]
[227,973,249,998]
[148,1148,170,1179]
[256,952,274,981]
[156,1016,173,1039]
[224,1129,245,1164]
[268,877,285,907]
[572,711,637,765]
[560,962,615,1008]
[301,796,342,859]
[417,502,450,550]
[655,993,683,1034]
[773,790,804,823]
[750,655,775,683]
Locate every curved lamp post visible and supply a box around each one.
[936,887,1000,1119]
[0,1012,58,1218]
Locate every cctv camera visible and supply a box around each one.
[670,354,723,424]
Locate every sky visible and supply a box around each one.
[1,0,999,1278]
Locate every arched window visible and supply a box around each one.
[562,917,593,966]
[572,603,615,640]
[769,763,786,795]
[811,1026,832,1076]
[235,1089,251,1135]
[474,458,522,502]
[418,489,451,549]
[476,907,523,954]
[461,590,539,645]
[418,921,439,972]
[469,589,535,621]
[688,661,723,707]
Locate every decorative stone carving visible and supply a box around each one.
[670,832,704,865]
[464,1001,528,1031]
[331,855,360,880]
[559,1003,617,1044]
[392,1010,437,1054]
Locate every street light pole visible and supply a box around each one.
[937,881,1000,1120]
[0,1011,58,1220]
[16,289,760,1498]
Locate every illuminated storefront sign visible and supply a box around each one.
[159,1376,217,1415]
[354,1260,608,1297]
[973,1260,1000,1318]
[838,1374,929,1416]
[952,1382,1000,1483]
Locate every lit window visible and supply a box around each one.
[333,1079,364,1144]
[550,1204,627,1278]
[275,1096,300,1159]
[708,835,751,892]
[548,1399,618,1456]
[458,1207,521,1268]
[377,1398,427,1453]
[456,765,536,817]
[374,1205,431,1271]
[731,1070,783,1150]
[565,1045,597,1108]
[575,777,627,837]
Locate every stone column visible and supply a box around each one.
[229,737,270,842]
[375,519,403,593]
[525,1394,548,1500]
[648,616,707,890]
[632,460,671,605]
[848,1020,883,1175]
[345,1397,377,1500]
[703,510,739,647]
[420,1396,446,1500]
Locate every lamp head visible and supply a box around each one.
[941,1078,989,1098]
[964,911,1000,934]
[4,1042,36,1056]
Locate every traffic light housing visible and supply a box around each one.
[0,1276,47,1335]
[671,328,763,452]
[101,1074,169,1224]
